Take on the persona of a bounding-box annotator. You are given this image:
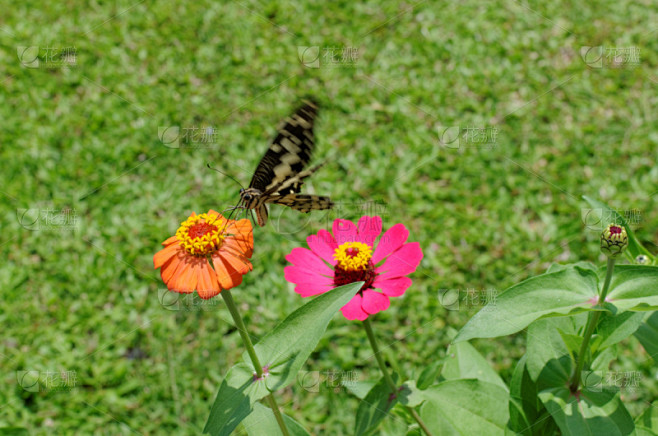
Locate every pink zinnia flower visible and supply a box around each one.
[284,216,423,320]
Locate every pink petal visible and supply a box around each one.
[333,219,357,245]
[361,289,390,314]
[307,229,338,266]
[286,247,333,275]
[372,223,409,265]
[376,242,423,280]
[284,265,332,285]
[340,293,369,321]
[373,276,412,297]
[356,216,382,246]
[293,282,334,297]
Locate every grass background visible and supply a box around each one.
[1,0,657,434]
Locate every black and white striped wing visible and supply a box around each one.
[272,194,333,212]
[248,99,318,194]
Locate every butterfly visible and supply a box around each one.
[238,99,333,227]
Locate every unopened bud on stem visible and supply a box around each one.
[600,224,628,258]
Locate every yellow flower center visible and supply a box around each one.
[333,242,372,271]
[176,213,226,256]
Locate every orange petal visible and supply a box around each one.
[227,218,253,235]
[197,261,221,299]
[223,237,251,257]
[162,235,178,246]
[215,251,252,276]
[170,258,191,291]
[221,245,253,268]
[154,242,180,269]
[173,258,198,293]
[160,254,184,288]
[224,234,254,258]
[212,255,243,290]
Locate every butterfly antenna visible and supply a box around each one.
[206,163,245,190]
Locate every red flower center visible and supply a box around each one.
[345,247,359,257]
[334,260,376,291]
[176,213,226,256]
[609,226,622,234]
[188,222,217,239]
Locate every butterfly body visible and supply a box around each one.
[239,99,333,227]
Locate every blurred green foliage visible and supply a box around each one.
[0,0,656,434]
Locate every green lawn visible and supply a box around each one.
[1,0,657,434]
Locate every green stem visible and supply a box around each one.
[598,257,616,304]
[363,318,434,436]
[363,318,396,390]
[221,289,290,436]
[265,393,289,435]
[569,257,616,393]
[221,289,263,375]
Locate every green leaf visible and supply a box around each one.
[399,380,426,407]
[442,341,507,391]
[526,315,586,382]
[591,346,617,372]
[454,266,599,342]
[242,402,310,436]
[605,266,658,312]
[416,359,443,390]
[354,375,398,436]
[508,355,542,436]
[253,282,363,392]
[204,282,362,436]
[539,387,634,435]
[583,196,653,261]
[379,417,411,436]
[204,363,270,436]
[635,402,658,435]
[547,261,598,274]
[420,380,509,435]
[344,380,376,400]
[557,330,583,358]
[593,311,645,352]
[636,427,658,436]
[634,312,658,364]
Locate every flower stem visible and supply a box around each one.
[220,289,290,436]
[569,257,616,393]
[363,318,434,436]
[265,393,289,435]
[221,289,263,375]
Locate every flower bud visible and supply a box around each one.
[600,224,628,258]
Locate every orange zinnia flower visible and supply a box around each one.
[154,210,254,299]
